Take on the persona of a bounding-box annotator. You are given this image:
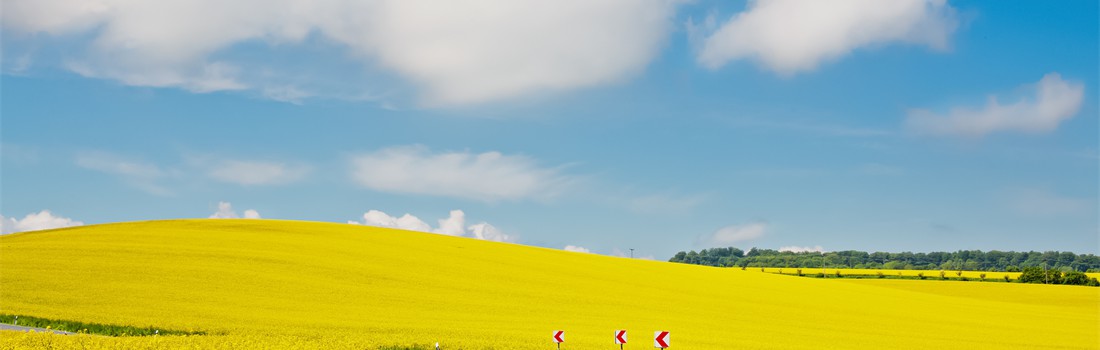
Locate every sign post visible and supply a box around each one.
[553,330,564,349]
[654,331,670,349]
[614,330,627,349]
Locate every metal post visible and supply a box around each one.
[630,248,634,258]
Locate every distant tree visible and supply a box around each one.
[883,261,906,270]
[1063,271,1088,286]
[666,247,1100,274]
[1018,267,1045,283]
[979,273,986,281]
[1018,267,1062,284]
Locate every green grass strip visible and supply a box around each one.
[0,314,206,336]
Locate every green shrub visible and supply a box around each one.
[1063,271,1089,286]
[917,272,926,280]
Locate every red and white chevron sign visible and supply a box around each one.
[614,330,627,344]
[654,331,670,348]
[552,330,564,343]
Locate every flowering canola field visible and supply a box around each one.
[1,220,1097,349]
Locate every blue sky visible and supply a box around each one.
[2,0,1097,258]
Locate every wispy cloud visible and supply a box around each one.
[627,193,709,214]
[1006,188,1094,217]
[202,159,310,186]
[906,73,1085,137]
[76,151,173,195]
[695,0,957,74]
[78,151,312,193]
[701,222,768,246]
[2,0,678,106]
[727,117,892,137]
[349,145,574,202]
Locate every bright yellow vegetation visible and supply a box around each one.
[1,220,1097,349]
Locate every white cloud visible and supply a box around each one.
[350,209,514,242]
[205,160,309,186]
[209,201,262,219]
[467,222,512,242]
[696,0,957,74]
[350,145,572,202]
[779,245,825,253]
[76,151,172,195]
[434,210,467,237]
[2,0,679,105]
[563,245,591,253]
[906,73,1085,137]
[1,210,84,234]
[355,209,432,232]
[704,222,767,245]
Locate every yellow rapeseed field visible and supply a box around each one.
[1,220,1097,349]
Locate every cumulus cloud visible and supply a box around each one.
[906,73,1085,137]
[703,222,767,245]
[204,159,310,186]
[1,210,84,234]
[563,245,592,253]
[349,209,514,242]
[2,0,678,105]
[779,245,825,253]
[350,145,573,202]
[696,0,957,74]
[209,201,262,219]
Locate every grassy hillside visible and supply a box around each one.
[1,220,1097,349]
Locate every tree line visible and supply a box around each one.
[668,247,1100,273]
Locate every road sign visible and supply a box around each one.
[615,330,627,344]
[553,330,564,343]
[654,331,670,348]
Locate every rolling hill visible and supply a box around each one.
[1,219,1096,349]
